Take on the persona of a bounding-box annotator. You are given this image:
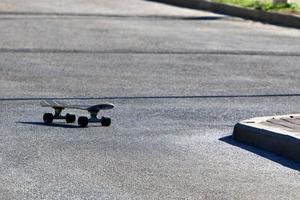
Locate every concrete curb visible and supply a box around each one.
[233,114,300,163]
[149,0,300,28]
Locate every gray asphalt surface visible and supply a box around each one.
[0,0,300,199]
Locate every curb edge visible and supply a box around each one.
[149,0,300,28]
[233,122,300,163]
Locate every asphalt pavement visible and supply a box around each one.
[0,0,300,199]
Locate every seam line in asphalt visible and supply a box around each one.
[0,48,299,56]
[1,94,300,101]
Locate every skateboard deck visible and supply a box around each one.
[40,99,114,111]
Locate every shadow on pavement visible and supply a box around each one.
[17,121,80,129]
[180,16,224,20]
[220,135,300,172]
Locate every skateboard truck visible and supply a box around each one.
[89,110,100,122]
[43,107,76,124]
[77,109,111,127]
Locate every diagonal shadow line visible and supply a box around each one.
[220,135,300,171]
[1,93,300,101]
[17,121,80,129]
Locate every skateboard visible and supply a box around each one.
[40,99,114,127]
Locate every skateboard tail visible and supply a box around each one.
[40,100,65,108]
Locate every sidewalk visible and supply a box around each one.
[233,114,300,163]
[150,0,300,28]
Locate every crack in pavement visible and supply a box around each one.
[0,48,299,56]
[1,93,300,101]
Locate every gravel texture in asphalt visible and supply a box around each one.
[0,0,300,199]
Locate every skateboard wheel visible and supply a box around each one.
[43,113,54,124]
[101,117,111,127]
[78,116,88,127]
[66,113,76,123]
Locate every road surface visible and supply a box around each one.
[0,0,300,199]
